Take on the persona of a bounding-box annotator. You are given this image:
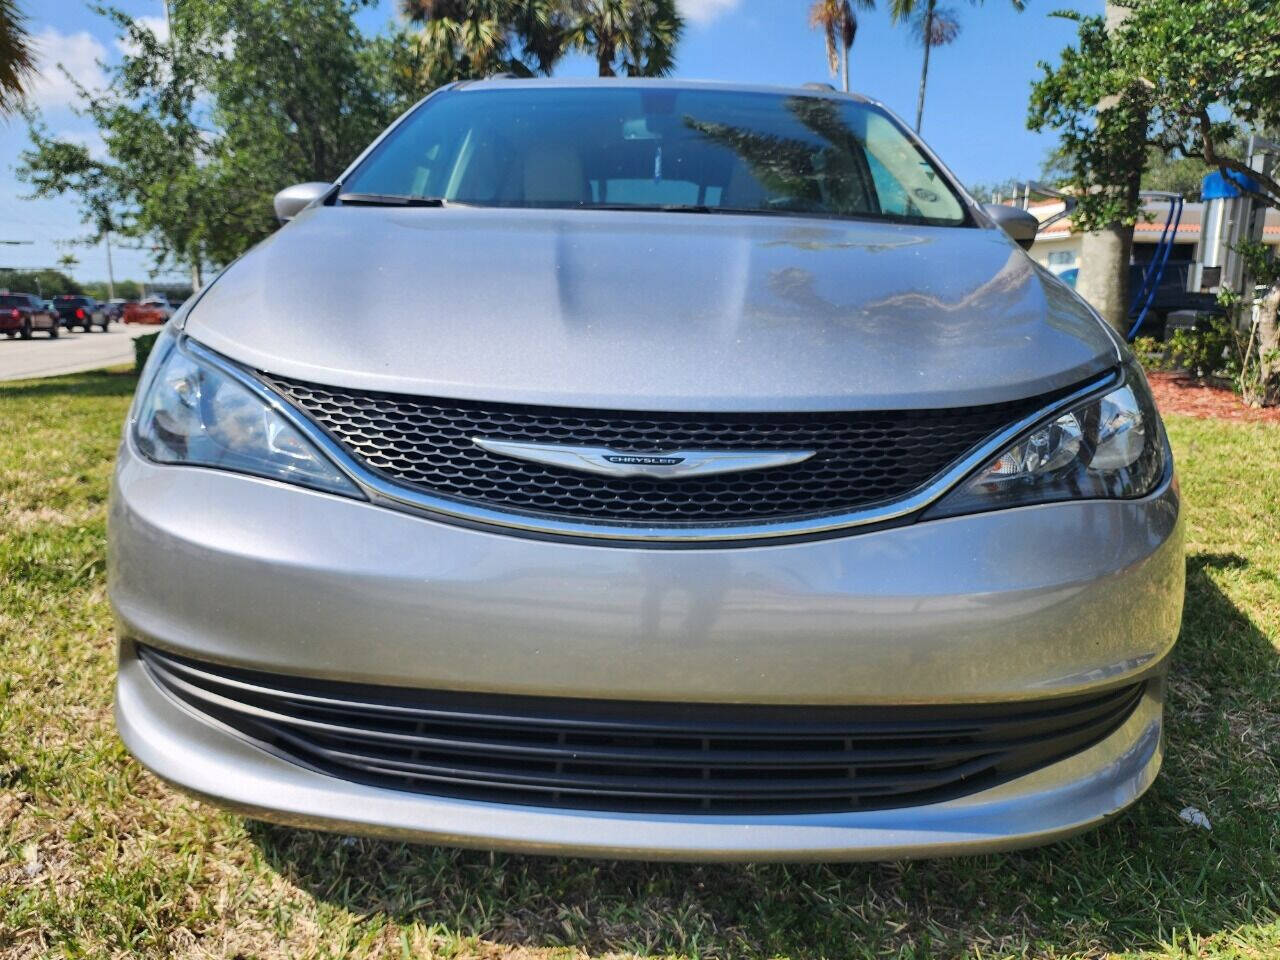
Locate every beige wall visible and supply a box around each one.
[1029,235,1083,274]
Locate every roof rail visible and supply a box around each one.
[802,82,837,92]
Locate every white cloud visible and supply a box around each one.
[678,0,743,25]
[25,27,108,111]
[114,15,170,57]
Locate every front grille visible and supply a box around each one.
[140,646,1145,815]
[267,375,1061,526]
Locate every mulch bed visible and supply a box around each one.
[1147,371,1280,423]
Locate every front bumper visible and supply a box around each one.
[110,439,1183,859]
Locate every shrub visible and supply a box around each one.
[1165,317,1235,379]
[133,331,161,373]
[1131,336,1166,371]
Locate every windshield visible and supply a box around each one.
[341,87,969,226]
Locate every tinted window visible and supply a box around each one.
[0,295,30,308]
[344,87,969,226]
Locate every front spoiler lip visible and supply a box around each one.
[116,641,1167,862]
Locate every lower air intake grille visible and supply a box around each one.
[265,375,1062,525]
[140,646,1145,815]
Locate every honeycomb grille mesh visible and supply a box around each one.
[267,376,1052,525]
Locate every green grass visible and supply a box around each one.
[1,369,1277,960]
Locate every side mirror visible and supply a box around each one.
[274,182,333,223]
[982,202,1040,250]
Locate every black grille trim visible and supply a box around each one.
[140,646,1145,816]
[265,375,1076,527]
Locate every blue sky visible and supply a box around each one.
[2,0,1100,284]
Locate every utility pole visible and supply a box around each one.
[104,231,116,300]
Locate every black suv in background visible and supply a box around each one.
[53,295,110,332]
[0,292,60,339]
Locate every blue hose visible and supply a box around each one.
[1126,195,1183,342]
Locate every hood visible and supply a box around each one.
[187,206,1120,412]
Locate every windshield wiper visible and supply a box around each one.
[582,203,809,217]
[587,203,716,214]
[337,192,452,207]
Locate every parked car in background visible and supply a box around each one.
[113,79,1182,861]
[104,298,130,322]
[0,291,60,339]
[123,298,173,325]
[1057,264,1224,338]
[53,295,110,332]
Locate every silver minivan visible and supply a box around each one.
[110,79,1183,861]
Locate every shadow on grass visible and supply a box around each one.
[249,552,1279,957]
[0,369,138,399]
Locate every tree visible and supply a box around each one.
[400,0,568,85]
[563,0,683,77]
[85,278,141,301]
[20,1,416,284]
[1043,140,1240,201]
[907,3,959,132]
[196,0,412,263]
[20,113,129,256]
[1029,0,1280,399]
[57,252,79,278]
[0,0,35,114]
[890,0,1024,133]
[808,0,872,93]
[0,269,81,297]
[688,97,879,214]
[1030,6,1146,332]
[967,176,1025,203]
[19,8,222,288]
[401,0,683,82]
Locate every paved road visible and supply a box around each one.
[0,323,159,382]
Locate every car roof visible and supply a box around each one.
[455,76,876,106]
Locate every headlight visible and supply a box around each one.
[926,364,1167,519]
[133,333,360,498]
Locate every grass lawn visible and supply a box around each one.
[1,368,1278,960]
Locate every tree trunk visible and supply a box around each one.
[1075,0,1143,337]
[191,256,204,292]
[1076,225,1134,336]
[841,44,849,92]
[1258,280,1280,403]
[914,0,934,133]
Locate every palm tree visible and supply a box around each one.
[807,0,873,92]
[0,0,36,114]
[907,2,959,131]
[57,252,79,279]
[890,0,1024,133]
[563,0,683,77]
[400,0,568,82]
